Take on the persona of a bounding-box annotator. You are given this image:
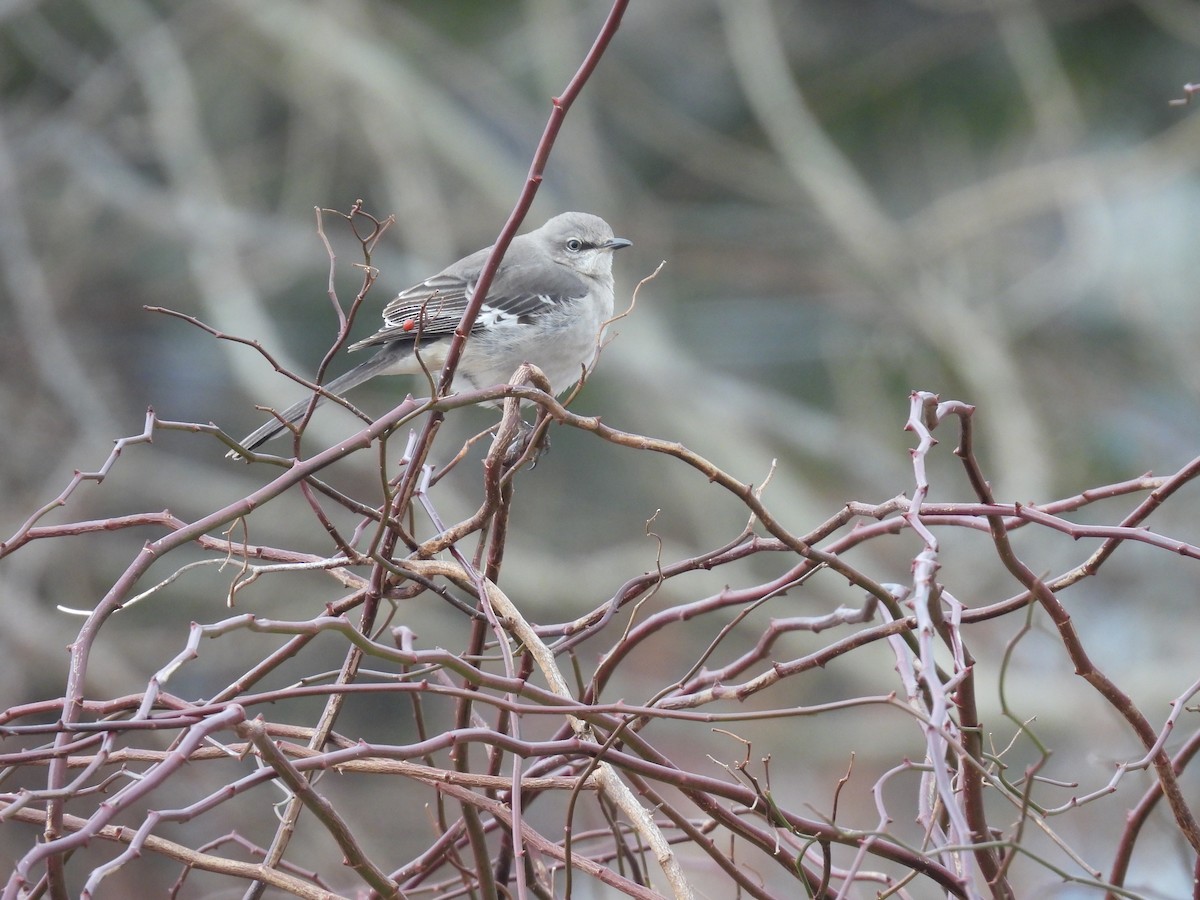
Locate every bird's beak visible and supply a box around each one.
[604,237,633,251]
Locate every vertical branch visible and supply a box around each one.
[905,391,1010,896]
[434,0,631,395]
[374,0,631,670]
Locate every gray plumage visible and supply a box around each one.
[229,212,630,456]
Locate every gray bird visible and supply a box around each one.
[229,211,631,456]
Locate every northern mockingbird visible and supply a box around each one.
[230,211,631,456]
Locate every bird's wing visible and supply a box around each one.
[349,257,590,351]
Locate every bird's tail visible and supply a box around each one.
[227,344,412,458]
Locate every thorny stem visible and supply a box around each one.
[926,393,1200,861]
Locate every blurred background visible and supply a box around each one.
[2,0,1200,896]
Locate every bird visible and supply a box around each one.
[229,211,631,457]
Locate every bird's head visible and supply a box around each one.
[538,211,631,279]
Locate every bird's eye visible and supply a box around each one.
[565,238,584,252]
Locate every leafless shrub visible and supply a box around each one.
[3,4,1200,899]
[4,193,1199,896]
